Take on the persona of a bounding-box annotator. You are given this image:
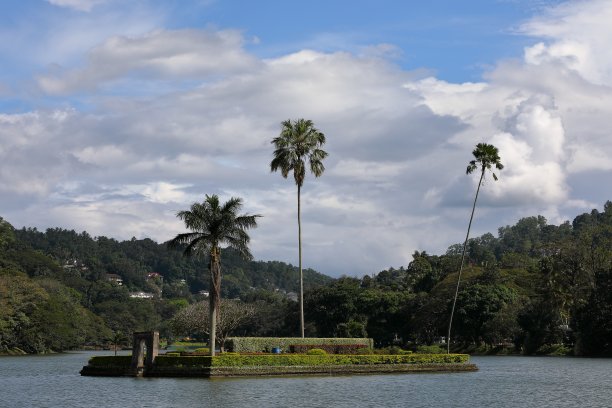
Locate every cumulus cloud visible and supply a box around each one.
[37,29,259,94]
[2,2,612,276]
[520,0,612,85]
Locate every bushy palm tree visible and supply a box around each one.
[168,195,260,356]
[447,143,503,353]
[270,118,328,338]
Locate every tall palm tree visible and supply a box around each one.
[270,118,328,338]
[168,194,260,356]
[447,143,503,353]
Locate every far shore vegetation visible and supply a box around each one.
[1,139,611,358]
[2,198,612,357]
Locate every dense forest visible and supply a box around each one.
[1,201,611,356]
[0,219,330,354]
[303,202,612,356]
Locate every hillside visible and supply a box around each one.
[0,219,331,354]
[303,201,612,355]
[13,227,332,298]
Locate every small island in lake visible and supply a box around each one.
[80,332,477,378]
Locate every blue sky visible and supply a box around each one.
[0,0,611,277]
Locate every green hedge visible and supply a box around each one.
[290,344,368,354]
[88,356,132,368]
[154,353,469,368]
[225,337,374,353]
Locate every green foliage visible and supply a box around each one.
[370,346,411,355]
[306,348,327,355]
[416,345,446,354]
[536,344,572,356]
[291,344,369,354]
[0,269,110,353]
[153,353,469,368]
[226,337,374,353]
[14,227,332,299]
[88,355,132,368]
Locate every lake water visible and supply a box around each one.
[1,351,611,407]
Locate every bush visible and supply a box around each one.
[194,348,210,354]
[537,344,572,356]
[371,346,412,355]
[416,345,446,354]
[290,344,369,354]
[306,348,327,355]
[165,352,180,357]
[153,353,469,368]
[226,337,374,353]
[88,356,132,368]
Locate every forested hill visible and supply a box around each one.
[13,227,332,297]
[302,201,612,356]
[3,202,612,356]
[0,220,331,354]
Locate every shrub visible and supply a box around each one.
[154,353,470,368]
[370,346,412,355]
[88,356,132,368]
[290,344,369,354]
[194,348,210,354]
[306,348,327,355]
[416,345,446,354]
[165,352,180,357]
[537,344,572,356]
[226,337,374,353]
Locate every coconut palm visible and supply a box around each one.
[270,118,328,338]
[446,143,503,353]
[168,194,259,356]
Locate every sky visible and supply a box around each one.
[1,0,611,278]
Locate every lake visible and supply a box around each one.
[1,351,611,407]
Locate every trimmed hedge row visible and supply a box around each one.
[290,344,368,354]
[153,353,469,368]
[226,337,374,353]
[88,356,132,368]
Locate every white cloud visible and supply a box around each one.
[37,29,259,94]
[2,1,612,276]
[520,0,612,85]
[47,0,109,12]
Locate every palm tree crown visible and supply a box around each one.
[270,119,328,187]
[170,195,259,259]
[467,143,504,180]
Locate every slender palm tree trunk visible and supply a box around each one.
[298,184,305,338]
[447,168,485,354]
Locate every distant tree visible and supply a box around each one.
[168,195,259,356]
[447,143,503,353]
[109,331,128,356]
[169,299,256,351]
[270,118,328,337]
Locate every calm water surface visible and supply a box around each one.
[1,351,611,407]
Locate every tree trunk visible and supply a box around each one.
[209,247,221,357]
[447,168,485,353]
[298,184,304,338]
